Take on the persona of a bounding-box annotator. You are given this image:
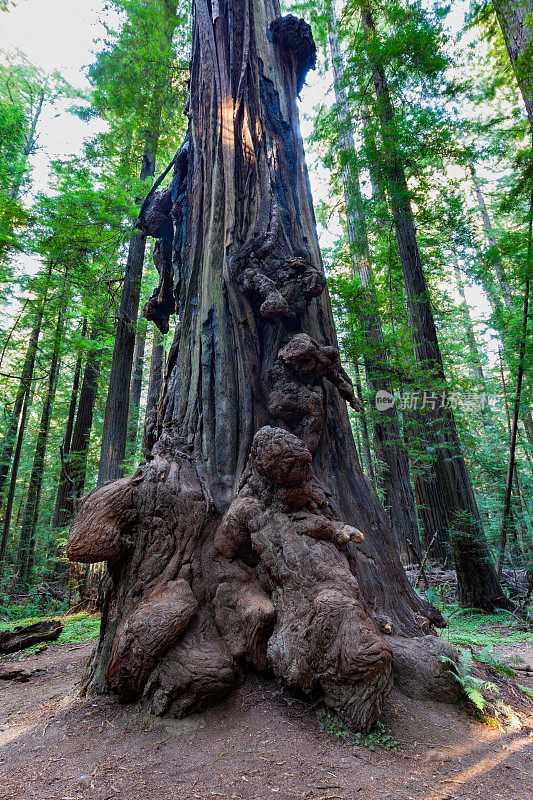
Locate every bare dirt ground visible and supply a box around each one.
[1,641,532,800]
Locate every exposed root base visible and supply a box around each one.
[69,426,459,733]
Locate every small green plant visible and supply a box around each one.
[319,713,399,750]
[441,648,498,714]
[354,721,399,751]
[475,646,517,678]
[319,711,349,741]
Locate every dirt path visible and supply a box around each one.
[0,642,532,800]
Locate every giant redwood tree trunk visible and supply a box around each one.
[68,0,458,733]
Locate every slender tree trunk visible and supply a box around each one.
[126,316,148,457]
[97,200,149,483]
[0,388,31,580]
[16,304,64,586]
[455,266,523,548]
[493,0,533,133]
[470,167,533,450]
[54,318,104,535]
[9,91,45,202]
[498,191,532,573]
[326,0,420,562]
[51,319,87,530]
[68,1,457,732]
[470,166,513,309]
[0,284,48,503]
[0,298,29,370]
[500,348,531,500]
[361,3,507,608]
[453,263,485,383]
[352,359,376,487]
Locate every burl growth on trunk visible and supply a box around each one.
[68,8,458,734]
[68,423,395,730]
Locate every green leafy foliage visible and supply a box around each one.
[0,0,531,608]
[319,712,399,750]
[441,648,499,713]
[442,606,533,647]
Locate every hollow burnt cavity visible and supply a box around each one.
[68,1,457,733]
[269,14,317,96]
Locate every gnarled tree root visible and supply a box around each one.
[69,427,458,733]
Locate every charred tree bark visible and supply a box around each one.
[69,2,458,733]
[493,0,533,133]
[361,3,507,608]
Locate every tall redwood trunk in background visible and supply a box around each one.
[97,172,150,485]
[143,327,165,458]
[68,0,458,732]
[51,318,87,531]
[493,0,533,133]
[361,3,508,608]
[98,0,179,485]
[126,316,148,457]
[326,0,420,563]
[50,319,104,581]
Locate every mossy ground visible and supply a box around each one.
[440,605,533,648]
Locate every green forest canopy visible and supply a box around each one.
[0,0,531,601]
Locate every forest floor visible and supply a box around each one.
[0,621,533,800]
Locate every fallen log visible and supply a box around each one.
[0,666,47,682]
[0,620,63,654]
[404,565,529,600]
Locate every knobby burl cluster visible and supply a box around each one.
[268,333,362,453]
[68,424,394,730]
